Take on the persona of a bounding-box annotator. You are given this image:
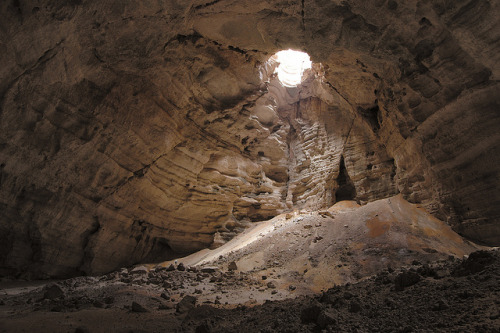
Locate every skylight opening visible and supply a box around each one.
[274,49,312,87]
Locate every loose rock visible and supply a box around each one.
[394,271,421,291]
[131,301,149,313]
[43,284,64,300]
[228,261,238,271]
[130,266,148,275]
[176,295,197,314]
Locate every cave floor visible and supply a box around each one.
[1,196,498,332]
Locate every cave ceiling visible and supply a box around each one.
[0,0,499,278]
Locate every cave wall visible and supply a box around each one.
[0,0,498,277]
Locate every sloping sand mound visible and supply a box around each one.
[169,195,479,295]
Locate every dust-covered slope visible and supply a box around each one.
[168,195,480,294]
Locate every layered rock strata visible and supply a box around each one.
[0,0,498,277]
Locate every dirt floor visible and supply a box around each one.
[1,196,499,332]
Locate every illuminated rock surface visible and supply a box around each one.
[0,0,499,278]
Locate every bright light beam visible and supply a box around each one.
[274,50,312,87]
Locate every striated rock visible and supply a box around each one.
[0,0,498,278]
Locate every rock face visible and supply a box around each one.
[0,0,498,277]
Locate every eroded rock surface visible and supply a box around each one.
[0,0,498,277]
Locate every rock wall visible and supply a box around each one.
[0,0,498,277]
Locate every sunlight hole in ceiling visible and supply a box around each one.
[273,50,312,87]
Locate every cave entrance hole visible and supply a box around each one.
[335,156,357,202]
[272,49,312,87]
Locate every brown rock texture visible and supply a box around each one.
[0,0,498,277]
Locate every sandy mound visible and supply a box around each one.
[164,195,479,296]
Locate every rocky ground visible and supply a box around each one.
[1,249,499,332]
[0,198,498,332]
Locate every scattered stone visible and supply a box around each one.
[166,264,176,271]
[177,263,186,271]
[176,295,197,314]
[130,266,148,275]
[120,277,131,283]
[43,284,64,300]
[319,211,334,218]
[301,302,322,323]
[228,261,238,271]
[348,301,362,313]
[313,236,323,242]
[266,281,276,289]
[161,292,170,300]
[453,250,495,276]
[489,312,500,320]
[159,303,174,310]
[304,224,313,229]
[132,277,146,285]
[394,270,421,291]
[131,301,149,313]
[285,213,293,219]
[317,309,337,328]
[261,275,267,280]
[289,285,296,291]
[201,267,218,273]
